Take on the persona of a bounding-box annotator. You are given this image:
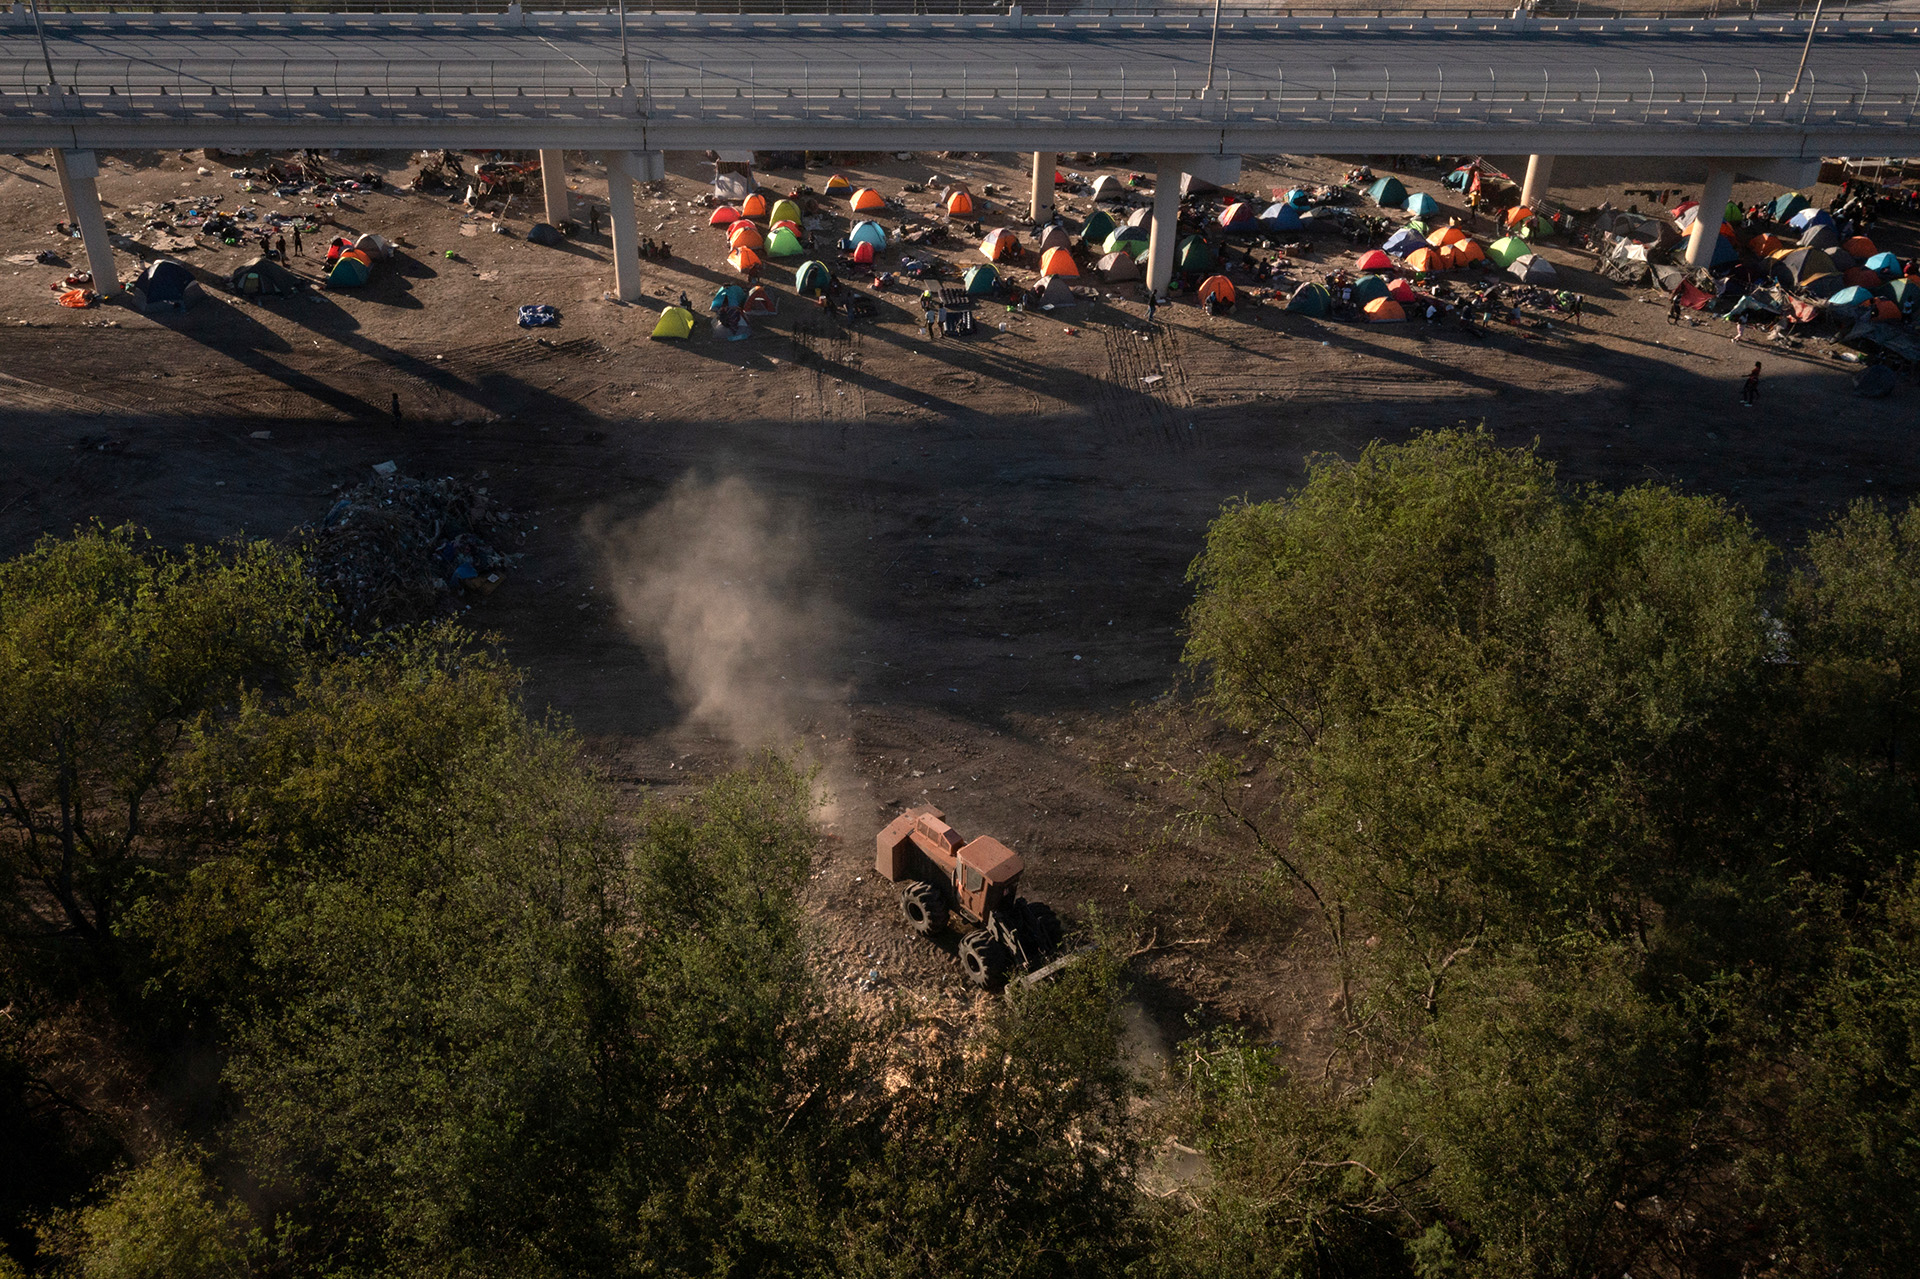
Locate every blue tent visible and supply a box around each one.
[1710,234,1738,268]
[1769,192,1810,222]
[793,259,832,293]
[1286,187,1314,207]
[1864,251,1901,275]
[962,264,999,295]
[1382,227,1427,257]
[1405,192,1440,217]
[1285,282,1331,316]
[847,220,888,249]
[1259,202,1304,231]
[1351,274,1391,304]
[1790,208,1834,231]
[1367,176,1409,208]
[710,284,747,311]
[1828,285,1875,307]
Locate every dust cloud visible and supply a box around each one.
[597,474,856,821]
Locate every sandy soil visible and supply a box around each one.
[1,145,1914,1068]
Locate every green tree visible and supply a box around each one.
[37,1150,248,1279]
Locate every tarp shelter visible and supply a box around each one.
[1177,235,1215,272]
[1218,202,1258,231]
[1355,249,1393,271]
[1383,228,1427,257]
[650,306,695,340]
[1769,192,1809,221]
[710,205,742,226]
[713,173,753,203]
[527,222,563,247]
[825,174,851,192]
[229,255,299,296]
[728,222,764,249]
[1487,235,1529,267]
[1089,175,1124,202]
[1842,235,1878,259]
[849,241,876,266]
[1195,275,1236,306]
[728,246,763,273]
[1865,251,1902,275]
[1096,251,1141,282]
[745,285,776,313]
[1039,247,1079,277]
[1351,274,1391,305]
[1367,176,1408,208]
[1036,274,1075,306]
[962,263,999,295]
[1081,210,1117,245]
[794,259,832,293]
[765,226,806,256]
[1507,254,1559,284]
[1286,281,1331,316]
[710,284,747,310]
[848,220,888,249]
[1037,224,1073,253]
[1104,228,1150,255]
[1790,208,1834,231]
[1799,224,1841,252]
[326,253,372,289]
[980,228,1020,261]
[741,193,770,218]
[1674,280,1713,310]
[1405,247,1442,274]
[1429,225,1469,247]
[946,190,975,215]
[851,188,886,212]
[1775,246,1837,284]
[1364,296,1407,322]
[1259,202,1304,231]
[1405,192,1440,217]
[768,198,802,226]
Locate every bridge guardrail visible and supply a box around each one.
[4,58,1918,132]
[11,2,1919,19]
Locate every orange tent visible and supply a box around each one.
[1364,297,1407,322]
[825,174,851,192]
[1039,247,1078,277]
[1843,266,1882,288]
[1504,206,1534,227]
[1428,225,1468,247]
[1871,298,1901,321]
[709,206,741,226]
[728,222,764,249]
[980,228,1020,261]
[1405,247,1441,273]
[947,190,974,215]
[1195,275,1236,306]
[741,192,770,218]
[728,245,763,273]
[1842,235,1877,258]
[1748,233,1784,256]
[1453,239,1487,264]
[851,188,886,212]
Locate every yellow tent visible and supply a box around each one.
[768,198,802,226]
[650,306,695,340]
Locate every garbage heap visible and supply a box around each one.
[294,472,521,628]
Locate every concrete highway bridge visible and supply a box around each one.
[5,5,1916,297]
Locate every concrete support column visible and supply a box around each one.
[1030,152,1056,224]
[603,150,642,302]
[1520,153,1554,208]
[539,148,569,226]
[1144,156,1191,298]
[52,150,121,297]
[1683,163,1736,270]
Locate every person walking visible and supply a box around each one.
[1732,317,1746,343]
[1741,362,1761,407]
[1668,292,1684,325]
[1146,292,1159,325]
[390,391,404,421]
[588,204,601,236]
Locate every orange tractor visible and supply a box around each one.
[875,806,1064,987]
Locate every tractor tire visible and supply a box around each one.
[899,881,949,936]
[1021,900,1065,958]
[958,929,1011,988]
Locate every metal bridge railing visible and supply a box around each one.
[13,2,1920,19]
[4,58,1918,131]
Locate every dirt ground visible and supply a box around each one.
[2,145,1914,1078]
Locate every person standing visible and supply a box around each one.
[274,233,287,262]
[1742,362,1760,407]
[1668,292,1684,325]
[292,225,304,256]
[390,391,404,421]
[1146,292,1159,325]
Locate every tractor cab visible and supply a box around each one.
[953,835,1023,922]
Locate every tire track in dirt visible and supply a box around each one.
[785,316,866,451]
[1098,324,1201,451]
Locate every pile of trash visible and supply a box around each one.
[292,469,522,628]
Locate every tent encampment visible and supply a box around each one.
[1864,251,1902,276]
[1789,207,1834,231]
[1828,285,1877,309]
[650,306,695,340]
[1367,176,1408,208]
[1104,228,1150,256]
[709,206,742,226]
[745,285,777,314]
[1037,224,1073,253]
[825,174,851,193]
[962,264,999,295]
[1036,274,1075,306]
[1774,246,1838,285]
[1039,247,1079,277]
[1841,235,1878,259]
[1405,247,1442,274]
[1089,175,1124,202]
[1769,192,1810,222]
[729,222,765,249]
[1096,251,1141,282]
[1799,224,1841,252]
[325,253,372,289]
[1429,226,1469,248]
[1286,282,1331,316]
[741,193,770,218]
[946,190,975,216]
[849,241,876,265]
[1218,202,1258,232]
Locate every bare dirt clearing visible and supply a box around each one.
[2,145,1914,1058]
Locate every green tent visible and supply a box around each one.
[1406,218,1430,235]
[765,226,806,257]
[1513,216,1552,240]
[768,198,802,226]
[1367,175,1408,208]
[1350,274,1391,305]
[1103,228,1149,256]
[962,264,999,295]
[1888,277,1917,314]
[326,255,371,288]
[1081,210,1117,246]
[794,260,832,293]
[1487,235,1530,267]
[1284,282,1331,317]
[1177,235,1215,272]
[649,306,694,340]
